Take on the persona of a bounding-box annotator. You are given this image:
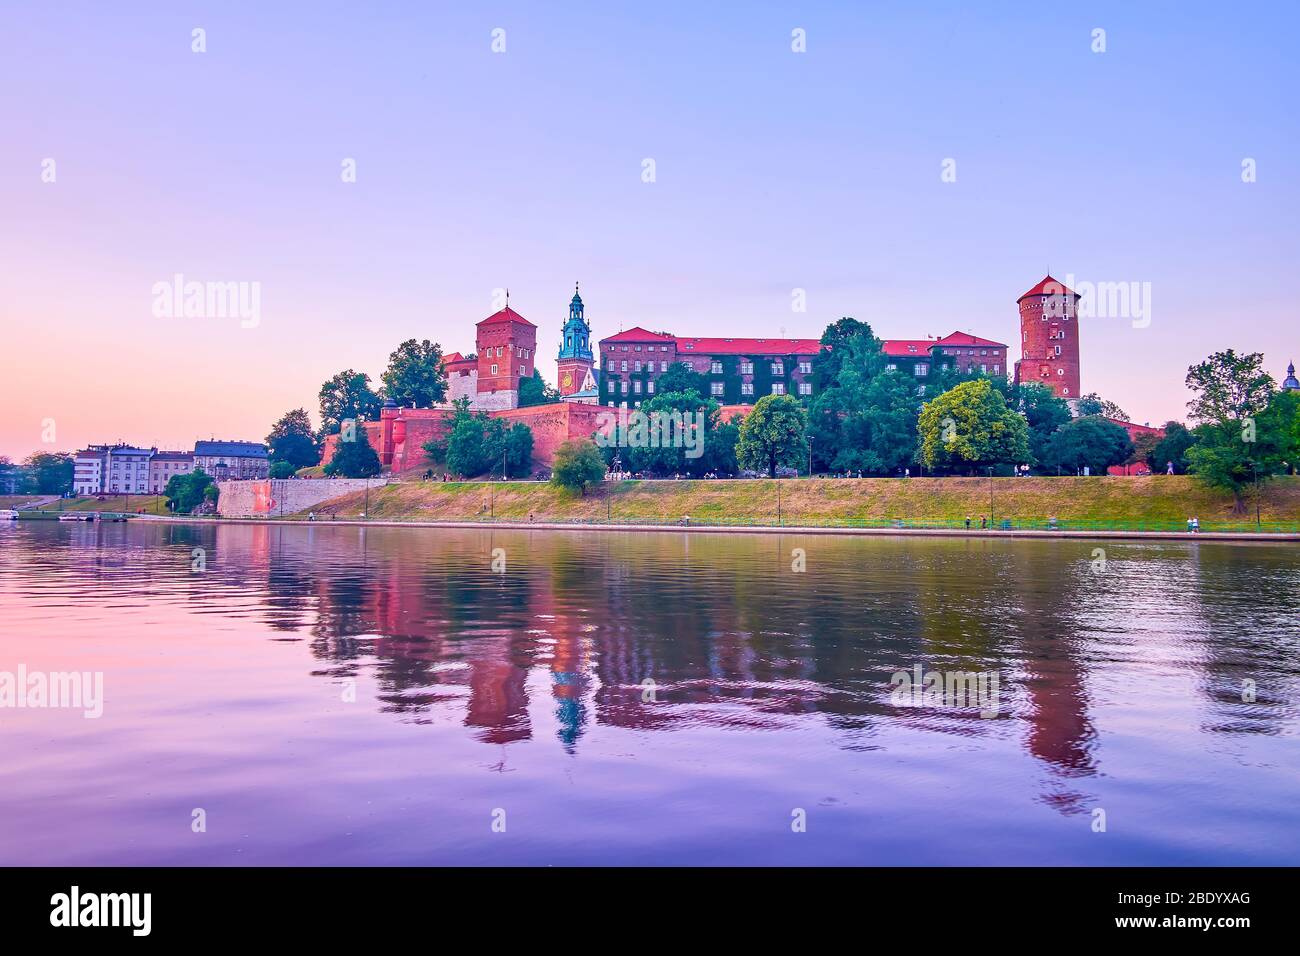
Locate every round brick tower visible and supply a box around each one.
[1013,275,1082,411]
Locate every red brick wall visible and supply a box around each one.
[321,402,608,475]
[476,319,537,395]
[1015,291,1081,400]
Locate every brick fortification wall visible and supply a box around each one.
[217,478,389,517]
[320,401,610,475]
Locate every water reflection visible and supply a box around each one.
[2,520,1298,853]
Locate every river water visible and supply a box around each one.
[1,520,1297,865]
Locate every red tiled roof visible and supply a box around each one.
[600,327,676,344]
[676,337,821,355]
[881,339,936,357]
[1018,274,1077,301]
[1103,417,1164,437]
[476,306,535,327]
[936,331,1007,349]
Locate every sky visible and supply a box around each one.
[2,1,1298,459]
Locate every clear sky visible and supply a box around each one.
[2,1,1297,459]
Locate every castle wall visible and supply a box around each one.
[319,402,610,476]
[216,477,388,517]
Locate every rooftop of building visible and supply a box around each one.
[193,440,268,458]
[476,306,536,328]
[1018,274,1078,301]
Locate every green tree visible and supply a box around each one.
[266,408,320,470]
[813,316,882,389]
[269,460,297,479]
[1014,383,1073,470]
[22,452,74,495]
[381,339,447,408]
[916,379,1030,474]
[324,425,382,478]
[736,393,807,477]
[319,369,382,436]
[551,439,606,494]
[485,421,535,478]
[518,369,561,407]
[164,468,215,513]
[1150,422,1196,474]
[655,362,710,398]
[599,390,738,477]
[1076,392,1130,421]
[1040,417,1134,475]
[1183,350,1279,511]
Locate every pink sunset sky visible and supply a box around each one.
[2,2,1297,460]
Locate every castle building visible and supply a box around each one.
[1014,275,1082,408]
[473,304,537,411]
[1283,361,1299,392]
[597,329,1008,408]
[557,284,597,402]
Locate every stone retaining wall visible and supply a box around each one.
[216,478,388,517]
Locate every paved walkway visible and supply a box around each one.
[132,514,1300,542]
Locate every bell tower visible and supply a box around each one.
[557,282,594,397]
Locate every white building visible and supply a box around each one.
[72,446,108,495]
[105,446,153,494]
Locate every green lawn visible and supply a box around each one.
[287,475,1300,532]
[36,495,170,515]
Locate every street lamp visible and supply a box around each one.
[988,466,995,529]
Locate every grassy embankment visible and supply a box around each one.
[31,495,169,514]
[290,476,1300,532]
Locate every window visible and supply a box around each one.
[634,345,642,352]
[914,363,929,377]
[885,363,897,371]
[739,361,753,375]
[799,361,812,374]
[711,382,724,396]
[634,361,642,372]
[621,380,629,394]
[491,363,498,375]
[620,361,628,372]
[741,382,754,396]
[771,362,783,375]
[1054,345,1061,356]
[993,365,1000,374]
[647,381,655,394]
[607,360,614,371]
[980,364,987,374]
[660,361,668,372]
[620,345,628,352]
[633,380,642,394]
[711,361,723,374]
[771,383,785,395]
[980,349,987,356]
[496,347,503,357]
[798,382,812,395]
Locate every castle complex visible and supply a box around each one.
[323,275,1089,473]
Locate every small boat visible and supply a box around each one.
[58,513,94,522]
[0,509,18,520]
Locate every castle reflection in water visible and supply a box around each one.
[45,520,1300,818]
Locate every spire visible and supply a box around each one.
[1283,360,1300,391]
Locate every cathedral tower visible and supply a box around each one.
[557,283,595,397]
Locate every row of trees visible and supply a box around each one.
[0,453,75,495]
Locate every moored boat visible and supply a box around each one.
[58,513,94,522]
[0,509,18,520]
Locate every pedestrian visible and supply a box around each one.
[1166,460,1175,475]
[980,516,987,530]
[308,511,315,522]
[1187,517,1194,533]
[965,515,971,530]
[1192,516,1200,533]
[904,468,910,479]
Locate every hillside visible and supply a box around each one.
[291,475,1300,532]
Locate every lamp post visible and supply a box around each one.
[988,466,995,529]
[777,478,782,527]
[1253,461,1260,530]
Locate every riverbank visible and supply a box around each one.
[281,475,1300,534]
[130,513,1300,541]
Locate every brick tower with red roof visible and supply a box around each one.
[475,301,537,410]
[1014,275,1082,409]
